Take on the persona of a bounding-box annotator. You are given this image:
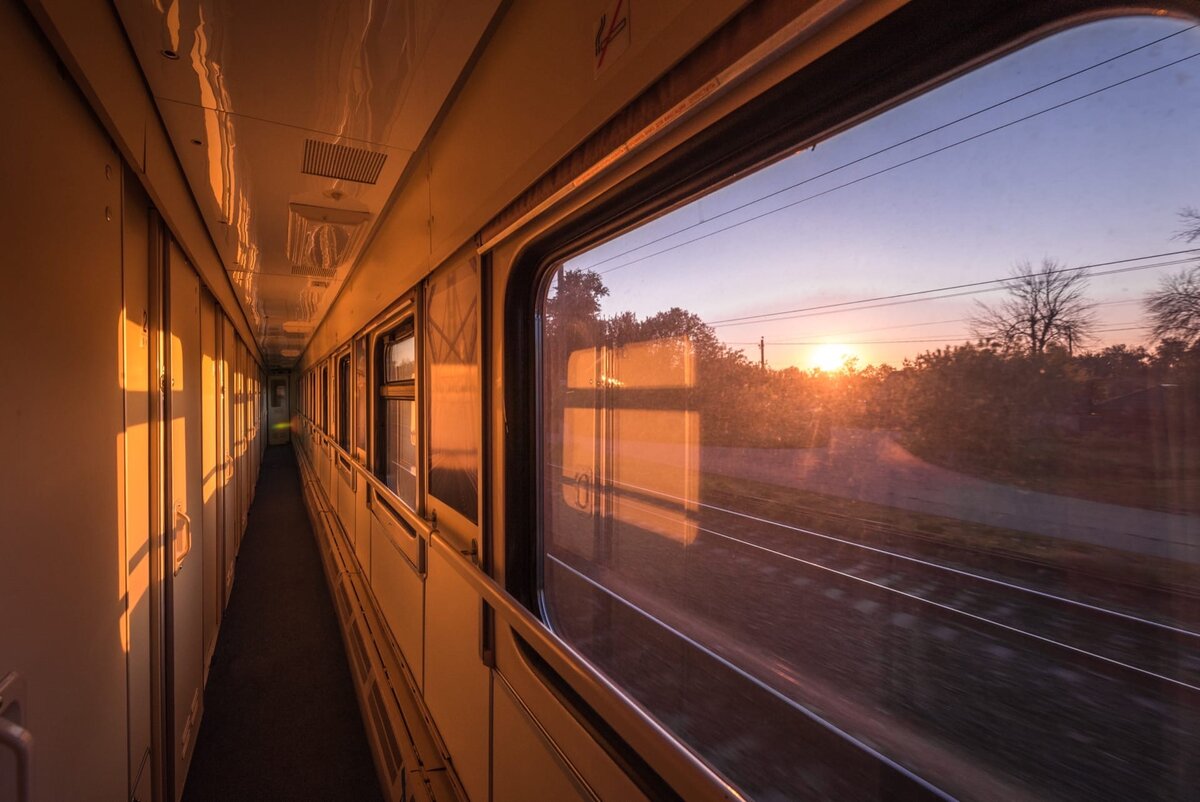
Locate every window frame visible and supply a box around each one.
[354,334,369,463]
[336,348,352,451]
[501,1,1200,797]
[374,312,420,509]
[509,0,1189,614]
[320,364,329,433]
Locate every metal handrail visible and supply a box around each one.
[0,672,32,802]
[427,533,744,802]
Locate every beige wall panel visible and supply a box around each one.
[200,290,221,677]
[354,480,372,575]
[493,677,591,802]
[168,243,205,800]
[336,462,356,544]
[26,0,149,171]
[493,630,647,802]
[220,316,238,597]
[424,548,490,802]
[369,522,425,689]
[122,164,155,796]
[0,2,128,799]
[234,342,247,542]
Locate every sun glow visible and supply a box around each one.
[809,343,856,372]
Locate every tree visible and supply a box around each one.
[543,267,609,355]
[1144,266,1200,347]
[969,258,1095,355]
[1176,206,1200,244]
[1146,208,1200,347]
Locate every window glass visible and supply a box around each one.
[540,17,1200,801]
[427,258,481,524]
[385,398,418,504]
[355,336,368,458]
[338,354,351,449]
[378,325,418,507]
[385,337,416,382]
[321,366,328,431]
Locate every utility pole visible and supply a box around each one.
[758,336,765,369]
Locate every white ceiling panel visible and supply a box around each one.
[112,0,503,367]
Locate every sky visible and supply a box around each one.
[560,15,1200,370]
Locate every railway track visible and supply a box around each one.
[547,470,1200,798]
[703,478,1200,603]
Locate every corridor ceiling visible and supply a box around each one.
[114,0,501,368]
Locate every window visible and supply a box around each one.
[427,258,481,523]
[337,353,351,450]
[538,16,1200,801]
[355,336,368,460]
[377,323,417,507]
[321,366,328,432]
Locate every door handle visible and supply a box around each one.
[174,504,193,576]
[0,672,32,802]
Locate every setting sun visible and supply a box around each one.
[809,343,856,372]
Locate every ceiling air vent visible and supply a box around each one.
[302,139,387,184]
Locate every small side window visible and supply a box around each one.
[337,353,351,450]
[377,323,418,507]
[354,336,368,461]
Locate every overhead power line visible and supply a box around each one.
[585,48,1200,279]
[570,25,1196,276]
[706,252,1200,329]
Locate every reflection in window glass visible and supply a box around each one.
[355,337,368,458]
[386,398,417,505]
[541,17,1200,801]
[427,258,481,523]
[338,354,350,449]
[378,326,417,507]
[385,337,416,382]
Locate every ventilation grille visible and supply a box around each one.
[303,139,387,184]
[291,263,337,278]
[367,681,404,781]
[348,618,372,682]
[336,582,353,621]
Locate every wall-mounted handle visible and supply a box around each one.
[0,672,32,802]
[174,504,193,576]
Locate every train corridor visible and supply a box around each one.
[181,445,382,802]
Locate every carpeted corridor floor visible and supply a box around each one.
[182,444,383,802]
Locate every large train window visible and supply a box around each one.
[378,323,418,507]
[538,15,1200,801]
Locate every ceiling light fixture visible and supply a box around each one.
[286,202,370,277]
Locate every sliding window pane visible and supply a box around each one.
[385,398,417,507]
